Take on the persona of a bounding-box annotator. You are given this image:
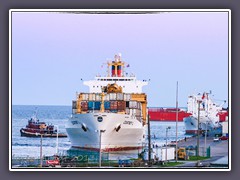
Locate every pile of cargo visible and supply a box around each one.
[72,92,145,120]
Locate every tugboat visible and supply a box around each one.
[20,116,67,138]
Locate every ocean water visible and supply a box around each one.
[11,105,191,159]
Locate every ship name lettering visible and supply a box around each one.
[123,121,133,125]
[71,120,79,125]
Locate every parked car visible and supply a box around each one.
[186,145,196,150]
[219,136,228,140]
[213,137,220,142]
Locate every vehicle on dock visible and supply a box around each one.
[219,136,228,140]
[42,155,60,167]
[186,145,196,150]
[143,147,175,163]
[177,147,188,160]
[213,137,220,142]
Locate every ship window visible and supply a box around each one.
[93,86,95,88]
[120,79,124,81]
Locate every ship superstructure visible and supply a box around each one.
[65,54,148,151]
[183,92,227,135]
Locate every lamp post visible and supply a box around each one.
[147,114,151,166]
[196,100,202,166]
[55,125,59,155]
[175,81,179,162]
[40,133,43,167]
[165,126,171,163]
[204,121,208,157]
[39,126,44,168]
[99,129,106,168]
[197,100,201,157]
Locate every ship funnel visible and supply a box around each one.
[108,54,125,77]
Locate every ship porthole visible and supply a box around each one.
[97,116,103,122]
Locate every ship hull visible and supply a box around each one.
[183,116,209,135]
[20,128,67,138]
[65,113,145,152]
[148,110,191,121]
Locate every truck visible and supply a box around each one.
[156,147,175,162]
[177,147,188,160]
[142,147,175,162]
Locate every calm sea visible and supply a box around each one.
[11,105,191,159]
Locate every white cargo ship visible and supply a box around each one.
[65,54,148,152]
[183,92,226,135]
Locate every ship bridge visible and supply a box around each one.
[83,54,148,93]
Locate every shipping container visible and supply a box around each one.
[94,101,101,110]
[95,94,101,101]
[135,109,142,116]
[104,101,110,110]
[117,101,126,110]
[137,102,141,109]
[88,101,101,110]
[104,94,110,101]
[89,93,96,101]
[109,93,117,100]
[129,101,138,109]
[116,93,124,100]
[81,101,88,111]
[72,101,77,109]
[125,108,130,115]
[82,93,89,101]
[124,94,131,101]
[110,101,118,110]
[72,109,77,114]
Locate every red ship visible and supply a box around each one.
[148,107,192,121]
[148,107,228,122]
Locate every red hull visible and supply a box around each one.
[217,111,228,122]
[148,108,192,121]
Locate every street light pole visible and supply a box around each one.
[148,113,151,166]
[197,100,201,157]
[40,132,43,167]
[165,126,171,163]
[99,130,105,168]
[56,125,59,155]
[196,100,202,167]
[204,121,208,157]
[175,81,179,162]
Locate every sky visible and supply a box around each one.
[11,10,229,108]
